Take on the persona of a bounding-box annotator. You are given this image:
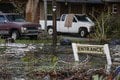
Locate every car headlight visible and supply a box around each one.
[38,27,41,30]
[38,27,41,32]
[21,27,27,33]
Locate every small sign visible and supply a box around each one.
[72,43,112,73]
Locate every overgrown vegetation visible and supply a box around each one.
[107,15,120,39]
[90,13,120,43]
[90,13,110,43]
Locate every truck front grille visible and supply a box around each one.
[27,27,38,30]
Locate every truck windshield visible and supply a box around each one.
[6,15,25,22]
[75,15,89,22]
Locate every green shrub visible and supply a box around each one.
[91,13,120,43]
[90,13,110,43]
[107,15,120,39]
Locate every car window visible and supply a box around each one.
[47,15,60,21]
[73,17,77,22]
[0,15,6,22]
[57,17,60,21]
[61,14,66,21]
[47,15,52,20]
[75,15,89,22]
[6,15,25,22]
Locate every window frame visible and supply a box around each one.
[112,4,117,14]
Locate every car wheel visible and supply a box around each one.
[11,31,19,40]
[79,28,88,38]
[48,27,53,35]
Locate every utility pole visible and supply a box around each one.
[52,0,57,48]
[44,0,47,33]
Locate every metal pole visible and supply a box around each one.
[52,0,57,47]
[44,0,47,33]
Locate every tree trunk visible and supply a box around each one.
[26,0,40,23]
[26,0,33,22]
[32,0,39,23]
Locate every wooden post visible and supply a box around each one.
[44,0,47,33]
[52,0,57,54]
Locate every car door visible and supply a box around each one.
[68,16,78,33]
[59,14,68,33]
[0,15,9,35]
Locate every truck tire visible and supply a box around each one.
[11,31,19,40]
[79,28,88,38]
[48,27,53,35]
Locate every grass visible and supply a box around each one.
[0,38,52,44]
[16,39,52,44]
[0,35,103,45]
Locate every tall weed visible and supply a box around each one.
[90,13,110,43]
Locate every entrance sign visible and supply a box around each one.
[77,44,104,54]
[72,43,112,73]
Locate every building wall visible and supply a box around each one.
[0,0,120,21]
[68,3,83,14]
[116,3,120,15]
[40,1,61,20]
[55,3,108,18]
[0,0,27,13]
[40,2,86,20]
[39,2,120,20]
[107,3,120,15]
[22,1,120,22]
[112,3,120,15]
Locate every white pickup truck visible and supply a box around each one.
[40,14,95,37]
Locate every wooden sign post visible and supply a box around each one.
[72,43,112,73]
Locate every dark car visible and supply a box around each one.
[0,12,41,39]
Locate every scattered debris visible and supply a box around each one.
[0,43,119,79]
[108,39,120,45]
[43,74,51,80]
[60,39,71,45]
[5,38,15,43]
